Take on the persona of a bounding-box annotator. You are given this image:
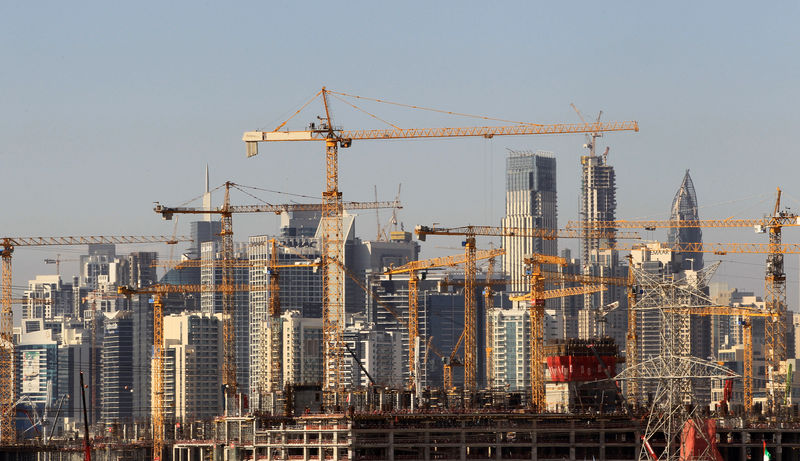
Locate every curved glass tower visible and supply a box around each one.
[667,170,703,271]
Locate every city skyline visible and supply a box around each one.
[3,2,799,307]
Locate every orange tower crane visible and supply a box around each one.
[243,86,639,396]
[0,234,187,443]
[570,188,799,413]
[414,224,640,392]
[384,248,505,389]
[153,181,399,404]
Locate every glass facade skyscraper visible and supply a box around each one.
[502,150,558,293]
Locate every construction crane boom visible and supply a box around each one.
[244,86,638,400]
[609,241,800,255]
[155,200,401,217]
[154,181,392,407]
[567,217,800,230]
[385,248,504,389]
[415,225,641,241]
[243,122,638,148]
[414,224,638,396]
[0,234,187,444]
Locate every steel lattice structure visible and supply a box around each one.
[617,261,735,460]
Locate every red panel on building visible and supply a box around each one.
[546,355,617,382]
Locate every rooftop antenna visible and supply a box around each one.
[202,165,212,222]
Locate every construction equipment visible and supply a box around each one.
[43,255,80,275]
[443,331,466,391]
[260,239,319,406]
[0,234,187,444]
[415,224,639,393]
[243,87,638,398]
[116,285,167,461]
[658,305,778,412]
[508,254,609,410]
[384,248,505,390]
[574,188,798,414]
[116,282,262,460]
[154,181,396,406]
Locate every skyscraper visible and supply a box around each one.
[502,150,558,293]
[577,143,629,346]
[580,152,617,264]
[101,310,134,425]
[667,170,703,271]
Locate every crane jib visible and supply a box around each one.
[243,121,639,144]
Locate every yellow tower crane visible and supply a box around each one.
[414,224,640,393]
[117,282,263,461]
[508,254,608,410]
[243,86,639,398]
[0,234,188,443]
[384,248,505,390]
[569,188,800,414]
[153,180,399,406]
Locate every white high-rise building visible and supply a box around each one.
[163,312,224,422]
[486,307,530,391]
[23,275,74,320]
[281,310,324,386]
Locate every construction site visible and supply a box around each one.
[3,87,800,461]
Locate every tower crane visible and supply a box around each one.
[414,224,640,393]
[243,86,639,398]
[43,254,80,275]
[0,234,188,443]
[570,188,798,414]
[153,180,399,406]
[117,282,264,460]
[384,248,505,390]
[508,254,609,410]
[424,334,463,391]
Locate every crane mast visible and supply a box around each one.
[386,248,504,390]
[219,184,238,404]
[0,245,13,442]
[244,87,638,401]
[765,189,787,413]
[319,89,346,398]
[578,191,797,414]
[416,224,635,402]
[0,234,187,443]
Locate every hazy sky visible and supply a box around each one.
[2,2,799,306]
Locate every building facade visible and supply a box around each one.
[502,150,558,293]
[101,310,134,424]
[163,312,224,422]
[486,307,530,391]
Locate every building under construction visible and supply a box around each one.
[11,409,800,461]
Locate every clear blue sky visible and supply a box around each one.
[2,2,799,306]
